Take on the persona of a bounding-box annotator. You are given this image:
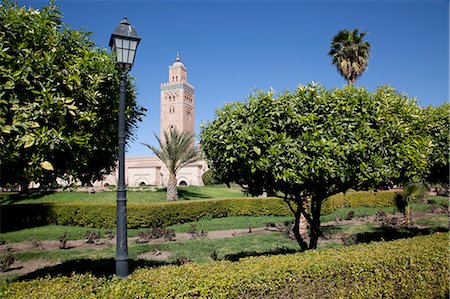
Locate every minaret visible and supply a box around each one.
[160,53,195,143]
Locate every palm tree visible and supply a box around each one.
[401,182,427,225]
[142,129,199,201]
[328,28,371,84]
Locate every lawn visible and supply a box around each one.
[0,185,249,205]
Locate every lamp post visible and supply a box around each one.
[109,18,141,278]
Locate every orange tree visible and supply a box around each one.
[0,2,145,187]
[200,84,430,250]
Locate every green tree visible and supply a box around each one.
[423,103,449,194]
[0,1,146,187]
[142,129,200,201]
[328,28,371,84]
[201,83,430,250]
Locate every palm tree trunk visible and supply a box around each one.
[167,173,178,201]
[404,205,411,225]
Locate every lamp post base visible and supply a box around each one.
[115,255,129,278]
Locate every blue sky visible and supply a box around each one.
[20,0,449,157]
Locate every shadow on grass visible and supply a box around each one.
[14,258,170,282]
[352,226,448,244]
[177,189,210,200]
[0,191,55,205]
[223,247,299,262]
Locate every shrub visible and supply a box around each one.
[201,170,219,185]
[83,231,101,244]
[0,191,399,231]
[58,233,67,249]
[0,247,14,272]
[321,190,398,215]
[0,234,447,298]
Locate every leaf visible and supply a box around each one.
[1,125,12,134]
[40,161,54,171]
[24,139,35,148]
[253,146,261,155]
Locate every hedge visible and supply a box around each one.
[0,191,399,231]
[1,233,447,298]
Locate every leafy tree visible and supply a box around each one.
[142,129,200,201]
[423,103,449,193]
[201,83,430,250]
[0,1,145,187]
[328,28,371,84]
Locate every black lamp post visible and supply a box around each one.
[109,18,141,278]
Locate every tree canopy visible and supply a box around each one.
[423,103,449,188]
[328,28,371,84]
[201,83,431,250]
[0,1,146,187]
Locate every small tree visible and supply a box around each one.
[143,129,199,201]
[400,182,427,225]
[328,28,371,84]
[201,84,430,250]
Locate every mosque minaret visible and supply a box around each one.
[160,53,195,143]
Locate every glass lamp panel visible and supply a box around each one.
[123,49,129,64]
[116,48,124,63]
[129,40,137,50]
[122,39,130,50]
[115,38,122,48]
[127,50,135,64]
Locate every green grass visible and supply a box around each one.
[319,206,397,222]
[414,214,448,228]
[11,233,299,264]
[0,226,121,243]
[0,185,249,205]
[167,216,293,233]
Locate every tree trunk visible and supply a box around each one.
[292,201,308,251]
[404,205,411,225]
[308,196,323,250]
[167,173,178,201]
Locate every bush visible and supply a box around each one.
[321,190,398,215]
[201,170,219,185]
[0,247,14,272]
[1,234,447,298]
[0,191,399,231]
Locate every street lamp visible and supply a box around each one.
[109,17,141,278]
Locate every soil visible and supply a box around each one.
[0,209,446,277]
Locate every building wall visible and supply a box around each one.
[97,157,208,187]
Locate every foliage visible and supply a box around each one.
[201,83,430,250]
[0,247,15,272]
[201,170,220,185]
[399,182,427,225]
[1,234,447,298]
[0,191,398,231]
[142,129,200,201]
[328,28,371,84]
[57,233,67,249]
[0,1,145,187]
[422,103,449,189]
[321,190,398,215]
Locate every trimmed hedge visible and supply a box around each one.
[321,190,398,214]
[0,191,399,231]
[1,233,448,298]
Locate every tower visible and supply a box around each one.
[160,53,195,142]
